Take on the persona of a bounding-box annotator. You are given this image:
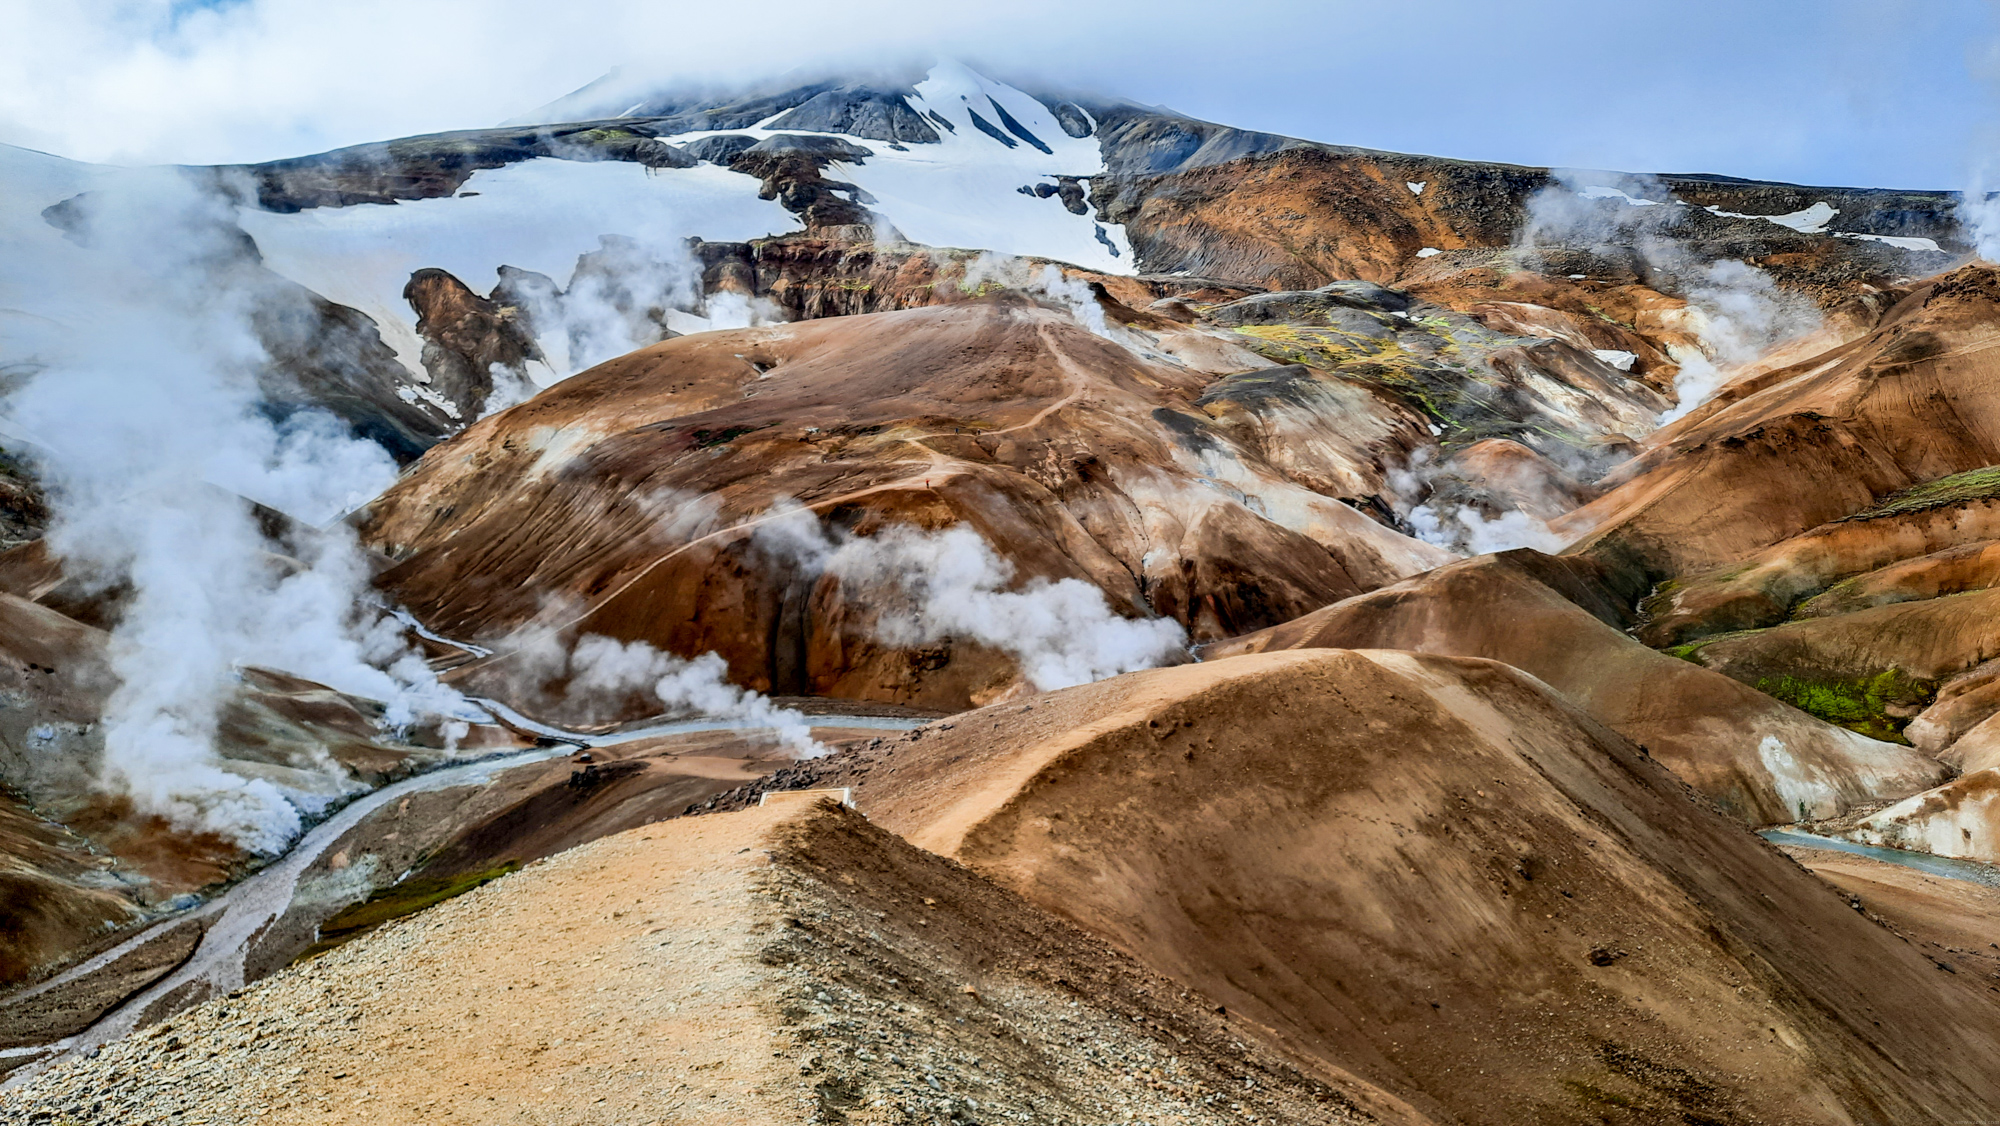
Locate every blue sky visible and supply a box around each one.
[1,0,1994,190]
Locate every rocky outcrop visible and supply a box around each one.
[764,86,940,143]
[402,268,542,419]
[221,123,696,213]
[726,148,880,232]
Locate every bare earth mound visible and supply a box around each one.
[361,296,1447,711]
[1205,550,1945,823]
[803,650,2000,1124]
[0,801,1410,1126]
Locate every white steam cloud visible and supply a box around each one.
[498,237,787,386]
[555,235,701,373]
[961,252,1111,338]
[2,169,469,853]
[568,635,820,754]
[755,509,1186,692]
[1656,258,1809,423]
[1407,505,1567,556]
[489,620,821,756]
[1960,182,2000,262]
[1388,448,1574,557]
[1520,170,1820,423]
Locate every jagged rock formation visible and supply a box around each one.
[401,268,542,419]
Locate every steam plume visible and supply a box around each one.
[1518,170,1820,423]
[1390,450,1571,556]
[567,635,820,754]
[1960,172,2000,262]
[3,169,467,853]
[960,252,1111,338]
[755,509,1187,691]
[484,618,822,755]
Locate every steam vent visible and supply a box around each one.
[10,16,2000,1124]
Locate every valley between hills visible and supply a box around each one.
[4,59,2000,1126]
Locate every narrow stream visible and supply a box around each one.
[477,696,926,745]
[1759,828,2000,889]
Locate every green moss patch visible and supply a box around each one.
[294,861,519,963]
[1750,670,1933,743]
[1226,322,1617,455]
[1849,465,2000,521]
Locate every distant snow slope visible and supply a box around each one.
[649,61,1133,274]
[0,144,123,360]
[238,160,798,378]
[235,61,1131,384]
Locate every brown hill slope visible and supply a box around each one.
[1564,265,2000,582]
[361,296,1450,711]
[803,649,2000,1125]
[1202,551,1945,824]
[0,801,1416,1126]
[1087,138,1953,295]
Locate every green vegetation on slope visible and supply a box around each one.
[294,861,520,963]
[1749,670,1932,744]
[1848,465,2000,521]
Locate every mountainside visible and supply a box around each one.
[9,55,2000,1125]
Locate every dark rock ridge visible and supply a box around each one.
[218,122,697,213]
[763,86,940,144]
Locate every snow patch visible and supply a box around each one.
[1406,181,1427,196]
[1591,349,1637,371]
[239,160,795,382]
[1416,247,1442,258]
[1836,231,1943,252]
[1704,201,1836,234]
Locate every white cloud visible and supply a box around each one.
[0,0,1989,191]
[0,0,1086,165]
